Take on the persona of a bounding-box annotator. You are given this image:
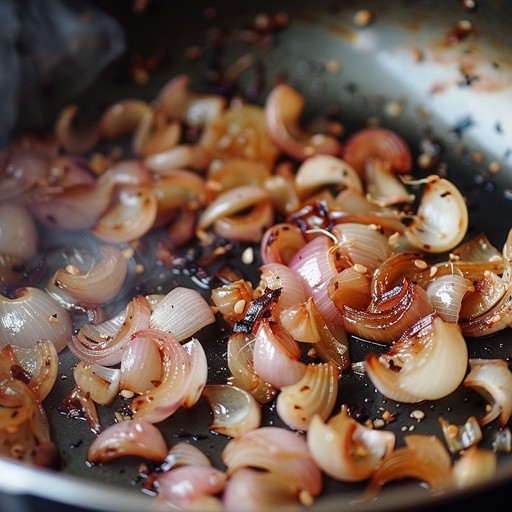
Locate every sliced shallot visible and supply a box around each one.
[74,361,121,406]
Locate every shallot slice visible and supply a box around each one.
[363,434,453,499]
[222,426,323,497]
[307,406,395,482]
[0,287,72,353]
[52,244,129,305]
[87,419,168,464]
[202,384,261,437]
[463,358,512,427]
[74,361,121,406]
[276,362,339,431]
[404,175,469,253]
[150,286,215,341]
[365,313,468,402]
[452,446,497,489]
[265,83,343,161]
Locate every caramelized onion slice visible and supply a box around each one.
[87,419,168,464]
[307,406,395,482]
[202,384,262,437]
[365,313,468,402]
[464,358,512,427]
[74,361,121,406]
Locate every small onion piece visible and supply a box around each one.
[211,280,253,326]
[426,274,474,323]
[202,384,262,437]
[0,202,38,261]
[260,222,306,265]
[307,406,396,482]
[452,446,497,490]
[463,358,512,427]
[0,287,72,353]
[87,419,168,464]
[404,175,469,253]
[150,287,216,342]
[52,244,129,305]
[54,104,100,154]
[222,426,323,498]
[74,361,120,406]
[363,435,453,499]
[365,313,468,403]
[439,416,482,453]
[276,362,339,431]
[181,338,208,409]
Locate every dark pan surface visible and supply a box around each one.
[2,1,512,511]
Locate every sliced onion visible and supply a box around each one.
[295,154,363,199]
[342,126,412,176]
[404,175,469,253]
[202,384,262,437]
[307,406,395,482]
[263,174,301,215]
[260,222,306,265]
[438,415,482,453]
[459,271,506,320]
[181,338,208,408]
[363,434,453,499]
[223,468,300,512]
[74,361,121,406]
[130,328,190,423]
[265,83,343,161]
[328,266,372,313]
[70,294,151,365]
[464,358,512,427]
[426,274,474,323]
[91,185,158,244]
[52,244,129,305]
[0,287,72,353]
[211,279,253,326]
[253,319,306,389]
[365,313,468,402]
[162,441,213,470]
[60,385,101,434]
[227,333,277,405]
[150,287,215,341]
[276,362,339,431]
[342,280,434,344]
[279,299,321,343]
[54,104,100,154]
[87,419,168,464]
[222,426,323,497]
[208,157,270,190]
[120,336,162,394]
[452,446,497,489]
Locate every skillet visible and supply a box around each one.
[1,0,512,510]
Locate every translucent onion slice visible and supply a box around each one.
[70,294,151,366]
[253,319,306,390]
[91,185,158,244]
[263,174,301,215]
[265,83,343,161]
[260,222,306,265]
[463,358,512,427]
[73,361,121,406]
[60,385,101,434]
[365,313,468,402]
[202,384,261,437]
[87,419,168,464]
[163,441,213,470]
[52,244,129,305]
[331,222,393,272]
[459,283,512,337]
[276,362,339,431]
[120,336,162,395]
[342,280,434,344]
[155,465,226,509]
[0,202,38,260]
[438,415,482,453]
[363,435,453,499]
[371,252,432,296]
[404,175,469,253]
[150,287,216,341]
[328,266,372,312]
[258,262,308,319]
[222,426,323,497]
[181,338,208,408]
[295,154,363,199]
[279,300,321,343]
[0,287,72,353]
[307,406,396,482]
[222,468,299,512]
[130,328,190,423]
[364,157,415,206]
[342,126,412,176]
[459,271,506,320]
[208,157,270,190]
[10,341,59,402]
[227,333,277,405]
[426,274,474,323]
[452,446,497,490]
